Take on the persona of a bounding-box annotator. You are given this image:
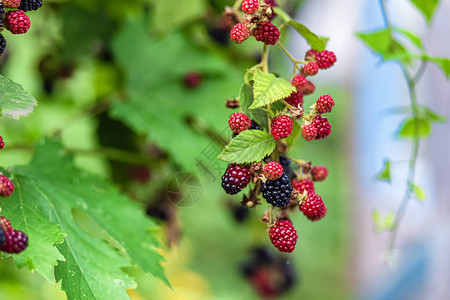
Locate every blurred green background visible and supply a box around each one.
[0,0,351,299]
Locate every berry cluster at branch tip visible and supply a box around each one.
[220,0,337,253]
[0,216,29,254]
[0,0,43,56]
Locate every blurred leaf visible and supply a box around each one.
[218,130,276,163]
[2,139,167,299]
[372,210,395,233]
[286,120,301,146]
[426,57,450,79]
[356,29,411,62]
[112,17,241,173]
[0,75,37,119]
[398,117,432,139]
[272,7,292,23]
[411,183,426,201]
[152,0,206,34]
[288,21,328,51]
[395,28,424,50]
[239,84,269,131]
[251,70,295,109]
[409,0,440,23]
[419,106,447,122]
[378,160,391,182]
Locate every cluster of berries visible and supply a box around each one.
[220,1,337,254]
[0,0,42,56]
[230,0,280,45]
[0,137,29,254]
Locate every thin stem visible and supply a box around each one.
[277,41,302,73]
[280,154,306,166]
[262,44,269,73]
[379,0,422,254]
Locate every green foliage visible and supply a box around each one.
[0,75,37,119]
[250,70,295,109]
[427,57,450,78]
[1,140,167,299]
[378,160,391,182]
[239,84,269,131]
[372,210,395,233]
[398,117,431,139]
[273,7,328,51]
[287,20,328,51]
[356,30,410,61]
[395,28,424,50]
[218,130,276,164]
[411,183,426,201]
[409,0,440,23]
[111,17,241,172]
[286,120,301,146]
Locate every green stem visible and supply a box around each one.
[262,44,269,73]
[379,0,422,254]
[277,41,302,73]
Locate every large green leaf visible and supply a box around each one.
[251,70,295,109]
[409,0,440,23]
[218,130,276,164]
[112,17,241,173]
[356,29,411,61]
[0,75,37,119]
[1,139,167,300]
[288,21,328,51]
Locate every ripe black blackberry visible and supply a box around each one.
[19,0,43,11]
[0,3,4,26]
[221,164,251,195]
[0,34,6,57]
[260,173,293,207]
[0,227,5,248]
[279,156,294,179]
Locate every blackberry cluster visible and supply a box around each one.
[0,34,4,55]
[284,90,304,108]
[260,173,293,207]
[0,174,14,197]
[269,220,298,252]
[19,0,43,12]
[300,193,327,221]
[253,21,280,45]
[221,163,251,195]
[0,3,5,26]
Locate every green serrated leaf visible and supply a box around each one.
[426,57,450,78]
[4,139,168,299]
[398,117,432,139]
[218,130,276,164]
[288,20,328,51]
[286,120,301,146]
[409,0,440,23]
[395,28,424,50]
[0,75,37,119]
[251,70,295,109]
[378,160,391,182]
[411,183,426,201]
[272,7,292,23]
[356,30,412,62]
[239,84,269,131]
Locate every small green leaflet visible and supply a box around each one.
[409,0,440,23]
[218,130,276,164]
[426,57,450,79]
[395,28,424,50]
[372,210,395,233]
[251,70,295,109]
[411,183,426,201]
[239,84,269,131]
[378,160,391,182]
[0,75,37,119]
[288,20,328,51]
[398,117,432,139]
[356,30,411,62]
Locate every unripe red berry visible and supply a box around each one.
[303,81,316,95]
[305,49,319,60]
[303,61,319,76]
[265,0,278,20]
[0,216,12,232]
[230,23,250,44]
[241,0,259,14]
[0,136,4,149]
[300,193,327,221]
[5,10,31,35]
[263,162,283,180]
[1,228,29,253]
[229,113,252,134]
[291,75,307,89]
[312,116,331,139]
[316,50,337,69]
[271,115,293,140]
[284,90,303,108]
[253,21,280,45]
[311,165,329,181]
[301,124,318,141]
[292,178,315,195]
[3,0,21,8]
[269,220,298,253]
[316,94,335,114]
[183,72,203,89]
[0,175,14,197]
